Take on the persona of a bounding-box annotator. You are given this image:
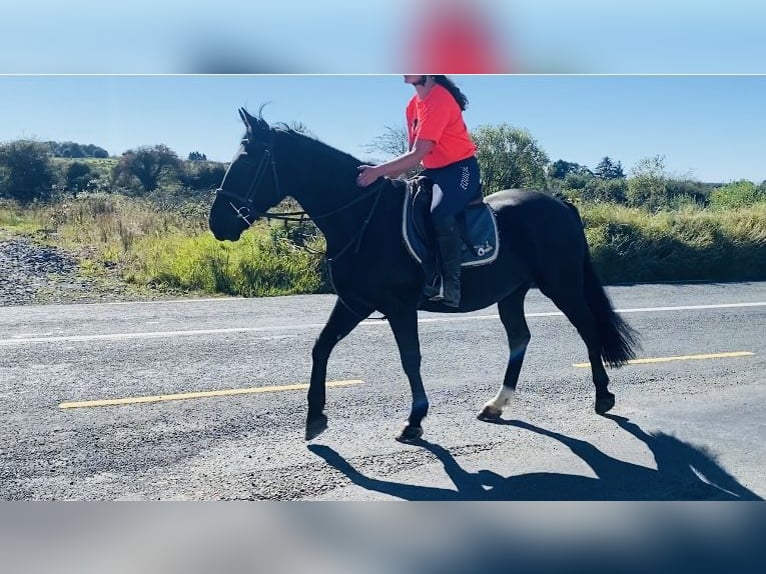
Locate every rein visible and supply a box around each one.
[257,182,386,224]
[326,181,385,261]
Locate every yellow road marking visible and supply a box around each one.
[59,380,363,409]
[573,351,754,368]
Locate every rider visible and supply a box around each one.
[357,75,481,307]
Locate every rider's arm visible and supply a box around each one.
[375,139,435,178]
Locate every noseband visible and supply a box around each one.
[215,135,282,226]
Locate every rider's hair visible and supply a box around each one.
[431,76,468,111]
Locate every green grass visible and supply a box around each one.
[124,225,328,296]
[0,202,42,236]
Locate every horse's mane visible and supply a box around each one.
[251,105,362,165]
[275,124,362,165]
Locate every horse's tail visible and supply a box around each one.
[582,252,640,367]
[558,196,641,367]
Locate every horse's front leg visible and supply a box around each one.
[306,299,371,440]
[386,309,429,443]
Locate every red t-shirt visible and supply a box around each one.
[406,84,477,169]
[409,10,510,74]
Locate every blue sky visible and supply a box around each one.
[1,75,764,184]
[1,1,765,74]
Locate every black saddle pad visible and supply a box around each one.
[402,177,499,268]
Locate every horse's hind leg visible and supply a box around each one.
[541,284,614,414]
[306,299,371,440]
[386,308,429,443]
[478,286,530,422]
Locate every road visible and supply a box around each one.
[1,282,764,500]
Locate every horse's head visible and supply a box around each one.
[209,108,286,241]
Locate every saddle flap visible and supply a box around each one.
[403,177,499,268]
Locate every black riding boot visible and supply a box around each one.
[431,214,462,307]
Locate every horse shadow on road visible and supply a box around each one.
[308,415,762,501]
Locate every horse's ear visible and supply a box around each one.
[239,107,269,134]
[238,107,252,130]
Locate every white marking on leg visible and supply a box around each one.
[485,386,515,413]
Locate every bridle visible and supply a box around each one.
[214,133,284,226]
[214,128,387,261]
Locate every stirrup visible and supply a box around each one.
[428,292,444,302]
[426,275,444,301]
[423,274,442,300]
[427,277,450,303]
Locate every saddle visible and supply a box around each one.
[402,176,499,270]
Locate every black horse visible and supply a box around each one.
[209,108,640,443]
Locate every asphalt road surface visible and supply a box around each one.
[1,282,764,500]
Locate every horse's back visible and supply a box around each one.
[486,188,582,231]
[484,188,588,274]
[485,188,572,212]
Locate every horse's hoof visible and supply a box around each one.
[595,394,616,415]
[395,425,423,444]
[305,415,328,441]
[477,405,502,422]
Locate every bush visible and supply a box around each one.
[709,180,766,210]
[111,145,182,194]
[665,179,711,207]
[0,140,55,204]
[65,162,93,193]
[181,161,227,192]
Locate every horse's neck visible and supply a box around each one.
[292,178,384,249]
[277,135,373,247]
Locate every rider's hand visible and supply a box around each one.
[357,165,382,187]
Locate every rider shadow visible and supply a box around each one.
[308,415,762,501]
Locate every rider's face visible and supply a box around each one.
[403,75,427,85]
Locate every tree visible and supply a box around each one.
[548,159,592,179]
[471,124,549,193]
[188,151,207,161]
[364,124,421,179]
[112,144,182,193]
[365,125,410,158]
[0,140,55,203]
[627,155,668,211]
[594,157,625,180]
[46,141,109,158]
[86,144,109,159]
